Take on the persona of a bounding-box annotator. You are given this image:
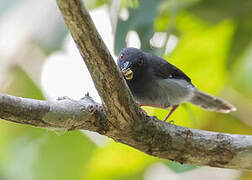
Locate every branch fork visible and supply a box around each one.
[0,0,251,171]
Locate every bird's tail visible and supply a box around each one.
[189,89,236,113]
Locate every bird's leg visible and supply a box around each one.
[136,103,178,121]
[163,105,179,122]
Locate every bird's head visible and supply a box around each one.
[117,47,146,81]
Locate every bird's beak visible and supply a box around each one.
[121,61,133,80]
[122,68,133,80]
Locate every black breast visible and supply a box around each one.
[126,73,170,106]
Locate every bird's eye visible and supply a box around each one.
[120,53,124,61]
[138,55,144,66]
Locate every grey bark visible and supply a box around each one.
[0,0,251,171]
[1,93,252,171]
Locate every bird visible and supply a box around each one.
[117,47,236,122]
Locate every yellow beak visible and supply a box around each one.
[122,68,133,80]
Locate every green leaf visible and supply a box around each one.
[115,0,163,55]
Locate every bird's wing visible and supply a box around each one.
[148,54,192,84]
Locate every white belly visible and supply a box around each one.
[157,78,195,106]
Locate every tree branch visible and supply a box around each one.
[56,0,141,131]
[1,93,252,171]
[0,0,251,171]
[0,94,107,132]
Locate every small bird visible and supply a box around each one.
[117,47,236,121]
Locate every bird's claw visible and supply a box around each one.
[139,107,147,115]
[165,119,175,124]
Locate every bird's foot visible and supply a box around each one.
[166,120,175,124]
[139,107,147,115]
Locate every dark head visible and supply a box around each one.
[117,47,146,81]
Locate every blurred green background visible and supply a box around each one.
[0,0,252,179]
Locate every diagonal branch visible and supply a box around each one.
[56,0,141,131]
[0,0,251,172]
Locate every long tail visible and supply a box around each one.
[189,89,236,113]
